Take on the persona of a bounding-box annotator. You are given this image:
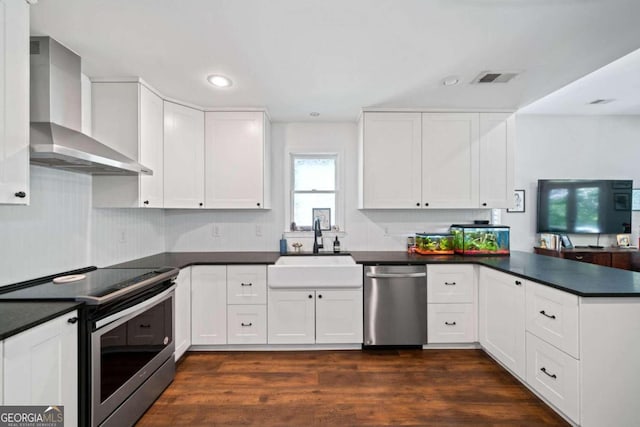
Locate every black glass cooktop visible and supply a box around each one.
[0,268,174,303]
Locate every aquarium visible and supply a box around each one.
[414,233,454,255]
[450,225,510,256]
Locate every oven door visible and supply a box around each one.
[91,285,175,426]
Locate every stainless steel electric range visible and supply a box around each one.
[0,266,179,427]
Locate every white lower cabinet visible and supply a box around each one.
[315,290,363,344]
[479,268,526,379]
[174,267,192,360]
[526,332,580,423]
[227,305,267,344]
[428,303,475,343]
[191,266,227,345]
[268,289,363,345]
[3,311,78,427]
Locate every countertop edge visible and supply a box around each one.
[0,302,83,341]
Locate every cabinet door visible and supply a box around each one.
[479,113,515,208]
[0,0,29,205]
[191,266,227,344]
[174,267,191,360]
[361,112,422,208]
[4,311,78,427]
[268,290,315,344]
[479,268,525,379]
[315,290,363,344]
[205,112,266,208]
[163,101,205,208]
[422,113,479,208]
[139,85,164,207]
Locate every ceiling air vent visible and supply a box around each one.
[472,71,520,84]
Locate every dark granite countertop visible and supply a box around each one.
[110,250,640,297]
[0,301,82,341]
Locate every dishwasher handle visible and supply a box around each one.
[365,272,426,279]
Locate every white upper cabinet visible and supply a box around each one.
[0,0,29,205]
[92,81,164,207]
[205,111,270,209]
[359,111,514,209]
[163,101,205,208]
[479,113,515,208]
[360,112,422,208]
[421,113,479,208]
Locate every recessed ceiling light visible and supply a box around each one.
[310,112,320,117]
[442,76,460,86]
[207,74,232,88]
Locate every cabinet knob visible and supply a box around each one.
[514,280,522,286]
[14,191,26,198]
[424,202,429,207]
[143,200,149,205]
[257,202,261,207]
[482,202,487,207]
[199,202,204,207]
[308,294,313,299]
[67,317,78,324]
[416,202,420,207]
[318,294,323,299]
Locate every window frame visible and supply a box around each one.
[285,152,343,233]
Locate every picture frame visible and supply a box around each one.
[507,189,525,213]
[617,234,631,247]
[312,208,331,231]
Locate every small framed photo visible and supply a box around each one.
[507,189,525,213]
[312,208,331,231]
[617,234,631,247]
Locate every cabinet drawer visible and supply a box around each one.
[427,265,475,303]
[526,332,579,424]
[564,251,610,266]
[227,305,267,344]
[525,281,579,358]
[427,303,476,343]
[227,265,267,305]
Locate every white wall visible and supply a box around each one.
[503,114,640,251]
[165,122,490,252]
[0,166,165,287]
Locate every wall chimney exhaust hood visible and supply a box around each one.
[29,37,151,176]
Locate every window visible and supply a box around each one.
[290,154,338,230]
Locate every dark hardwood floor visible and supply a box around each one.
[137,349,569,426]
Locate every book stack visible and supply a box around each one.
[539,233,561,250]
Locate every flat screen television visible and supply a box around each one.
[536,179,632,234]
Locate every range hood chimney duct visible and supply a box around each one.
[29,37,151,176]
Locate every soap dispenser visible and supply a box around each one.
[333,236,341,253]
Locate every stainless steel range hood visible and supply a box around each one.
[29,37,151,176]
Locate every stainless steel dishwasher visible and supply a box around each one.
[364,265,427,346]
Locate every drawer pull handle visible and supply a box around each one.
[241,322,253,327]
[540,367,557,379]
[444,282,456,286]
[514,280,522,286]
[575,256,584,260]
[140,324,151,329]
[539,310,556,319]
[241,283,253,287]
[67,317,78,324]
[444,321,456,326]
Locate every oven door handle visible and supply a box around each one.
[95,284,176,330]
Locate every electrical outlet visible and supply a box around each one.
[255,224,262,237]
[118,229,126,244]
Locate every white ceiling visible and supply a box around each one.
[30,0,640,122]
